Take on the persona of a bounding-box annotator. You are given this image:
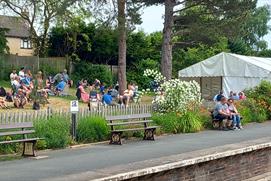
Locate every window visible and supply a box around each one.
[20,39,32,49]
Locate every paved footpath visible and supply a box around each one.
[1,121,271,181]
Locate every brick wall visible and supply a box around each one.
[128,148,271,181]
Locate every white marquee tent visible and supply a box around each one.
[178,52,271,99]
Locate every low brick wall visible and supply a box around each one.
[130,147,271,181]
[93,141,271,181]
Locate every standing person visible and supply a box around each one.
[10,69,17,83]
[228,98,243,130]
[213,97,232,131]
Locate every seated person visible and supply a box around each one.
[0,97,9,109]
[213,97,232,131]
[102,91,113,106]
[239,92,246,100]
[89,85,100,102]
[228,98,243,129]
[78,81,89,103]
[231,92,240,100]
[55,79,66,95]
[14,89,27,108]
[118,85,134,107]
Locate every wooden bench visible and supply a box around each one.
[0,122,42,157]
[105,113,158,145]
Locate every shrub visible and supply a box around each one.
[77,116,109,143]
[237,98,268,123]
[245,80,271,119]
[152,112,179,134]
[0,136,21,154]
[34,116,71,149]
[153,111,202,134]
[72,62,113,86]
[144,69,201,113]
[177,111,203,133]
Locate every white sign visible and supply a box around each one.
[70,100,79,113]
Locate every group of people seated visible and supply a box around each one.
[76,79,138,108]
[213,91,243,131]
[0,67,72,109]
[214,90,246,102]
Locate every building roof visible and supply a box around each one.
[0,15,31,38]
[178,52,271,78]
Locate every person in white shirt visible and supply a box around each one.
[18,67,25,78]
[10,69,17,83]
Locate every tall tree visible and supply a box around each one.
[117,0,127,94]
[140,0,257,80]
[0,0,84,56]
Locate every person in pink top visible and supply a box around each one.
[238,92,246,100]
[78,81,89,103]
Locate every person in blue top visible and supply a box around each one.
[55,79,66,95]
[102,91,113,106]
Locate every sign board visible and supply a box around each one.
[70,100,79,113]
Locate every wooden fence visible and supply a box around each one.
[0,104,153,124]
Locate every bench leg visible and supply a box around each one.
[22,141,37,157]
[144,128,156,141]
[109,132,122,145]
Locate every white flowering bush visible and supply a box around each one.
[155,79,201,113]
[144,69,202,113]
[143,69,165,84]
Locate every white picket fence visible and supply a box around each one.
[0,104,153,124]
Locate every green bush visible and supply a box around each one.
[72,62,113,86]
[77,116,109,143]
[153,111,202,134]
[0,135,21,154]
[245,80,271,119]
[177,111,203,133]
[152,112,179,134]
[34,116,71,149]
[238,98,268,123]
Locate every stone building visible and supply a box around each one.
[0,15,34,56]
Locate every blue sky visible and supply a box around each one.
[139,0,271,48]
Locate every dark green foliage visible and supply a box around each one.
[0,135,21,154]
[238,98,268,123]
[77,116,109,143]
[0,28,9,54]
[245,80,271,119]
[34,116,71,149]
[72,62,113,86]
[153,111,202,134]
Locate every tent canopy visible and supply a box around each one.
[178,52,271,98]
[179,52,271,78]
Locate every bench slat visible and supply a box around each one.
[0,130,35,137]
[106,113,152,121]
[0,138,40,144]
[0,122,33,130]
[107,120,153,126]
[112,126,159,133]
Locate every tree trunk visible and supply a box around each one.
[161,0,175,80]
[117,0,127,94]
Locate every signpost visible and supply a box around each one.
[70,100,79,140]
